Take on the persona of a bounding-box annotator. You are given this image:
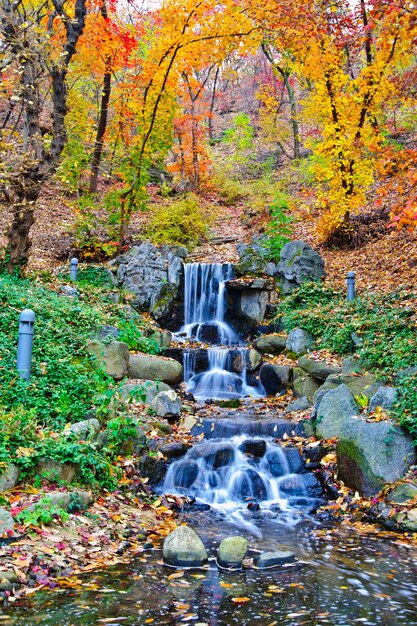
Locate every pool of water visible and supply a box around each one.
[2,511,417,626]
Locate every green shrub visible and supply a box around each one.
[261,192,294,261]
[16,496,69,526]
[146,193,209,249]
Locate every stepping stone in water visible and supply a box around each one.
[254,550,296,568]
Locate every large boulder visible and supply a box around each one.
[260,364,292,395]
[337,419,415,496]
[225,277,276,334]
[128,353,183,385]
[88,340,130,381]
[163,525,208,567]
[217,536,247,569]
[293,374,321,402]
[150,390,182,418]
[286,329,315,356]
[298,356,341,381]
[369,386,398,412]
[236,243,267,275]
[36,458,78,483]
[0,464,20,492]
[315,384,359,439]
[275,241,325,294]
[253,334,288,354]
[67,418,101,439]
[113,242,185,327]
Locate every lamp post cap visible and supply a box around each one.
[70,257,79,265]
[20,309,36,322]
[347,271,356,278]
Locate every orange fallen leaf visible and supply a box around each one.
[231,597,250,603]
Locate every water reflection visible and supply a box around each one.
[3,521,417,626]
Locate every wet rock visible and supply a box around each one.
[0,464,20,493]
[150,390,182,418]
[279,475,305,496]
[138,455,167,485]
[67,418,100,439]
[253,334,288,354]
[248,349,262,372]
[337,419,415,496]
[293,375,321,402]
[225,277,275,334]
[217,536,247,569]
[302,473,324,498]
[260,364,292,395]
[315,384,358,439]
[192,417,305,439]
[254,550,295,568]
[369,386,398,413]
[285,397,311,413]
[298,355,341,381]
[172,461,199,488]
[0,508,14,536]
[158,442,190,459]
[206,445,234,469]
[285,448,304,473]
[387,483,417,504]
[128,353,183,385]
[88,340,130,381]
[36,458,78,483]
[163,525,208,567]
[286,329,315,356]
[275,241,325,294]
[239,440,267,458]
[195,323,221,344]
[232,469,267,501]
[266,450,288,477]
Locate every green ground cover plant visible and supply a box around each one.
[278,283,417,438]
[0,269,155,488]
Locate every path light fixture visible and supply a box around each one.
[17,309,36,381]
[347,271,356,301]
[70,257,79,281]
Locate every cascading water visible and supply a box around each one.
[161,435,324,533]
[180,262,237,344]
[177,262,264,400]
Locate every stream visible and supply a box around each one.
[3,262,417,625]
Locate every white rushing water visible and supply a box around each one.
[177,262,264,400]
[162,435,323,533]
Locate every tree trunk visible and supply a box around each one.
[7,183,39,270]
[89,59,112,193]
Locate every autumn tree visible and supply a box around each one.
[0,0,88,270]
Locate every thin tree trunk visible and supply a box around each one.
[89,58,112,193]
[208,65,220,141]
[89,0,112,193]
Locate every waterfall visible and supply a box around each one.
[181,262,237,344]
[161,435,324,531]
[176,262,264,401]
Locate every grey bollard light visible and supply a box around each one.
[70,257,79,281]
[347,271,356,301]
[17,309,35,381]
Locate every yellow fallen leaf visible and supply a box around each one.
[167,571,185,580]
[231,597,250,603]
